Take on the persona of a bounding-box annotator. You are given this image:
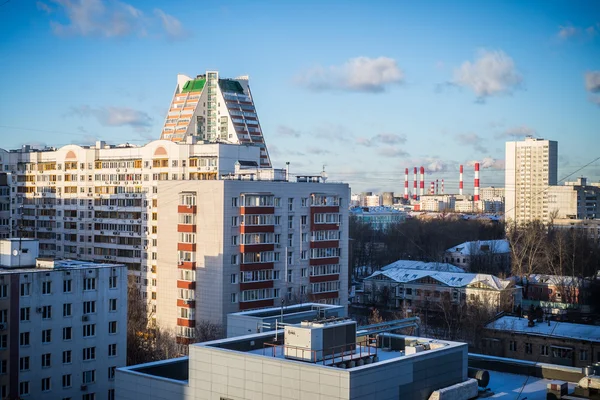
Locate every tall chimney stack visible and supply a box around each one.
[442,179,445,194]
[404,168,409,200]
[459,165,464,196]
[436,179,439,195]
[474,162,480,201]
[430,181,435,195]
[419,167,425,197]
[413,167,418,200]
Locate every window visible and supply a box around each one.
[42,281,52,294]
[231,254,238,265]
[82,324,96,337]
[83,301,96,314]
[108,366,116,380]
[20,331,30,346]
[20,283,31,297]
[509,341,517,352]
[83,278,96,291]
[83,347,96,361]
[540,345,549,356]
[301,268,308,277]
[231,293,237,303]
[82,370,96,384]
[230,274,237,284]
[0,334,6,349]
[109,276,117,289]
[82,394,96,400]
[580,349,588,361]
[42,305,52,319]
[62,374,71,388]
[41,353,51,368]
[63,303,72,317]
[288,215,293,229]
[108,344,117,357]
[20,307,30,322]
[108,390,115,400]
[19,356,30,371]
[41,377,51,392]
[63,327,72,340]
[301,215,307,225]
[62,350,71,364]
[63,279,72,293]
[19,381,29,396]
[0,285,6,299]
[109,299,117,312]
[108,321,117,334]
[231,216,238,226]
[525,343,533,354]
[42,329,52,343]
[0,360,6,374]
[231,235,238,245]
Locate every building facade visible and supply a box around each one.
[0,239,127,400]
[0,140,263,302]
[547,177,600,220]
[349,206,406,230]
[0,173,9,239]
[155,176,350,342]
[159,71,271,168]
[505,137,558,224]
[444,239,510,273]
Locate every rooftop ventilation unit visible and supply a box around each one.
[284,318,357,362]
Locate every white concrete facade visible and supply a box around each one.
[155,179,350,342]
[505,137,558,224]
[547,177,600,220]
[0,256,127,400]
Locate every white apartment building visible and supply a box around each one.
[480,186,505,201]
[155,171,350,343]
[0,173,9,239]
[0,239,127,400]
[0,139,263,301]
[159,71,271,168]
[547,177,600,220]
[505,137,558,224]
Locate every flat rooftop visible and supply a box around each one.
[0,259,125,274]
[229,303,342,318]
[486,371,577,400]
[486,315,600,342]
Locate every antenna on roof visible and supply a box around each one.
[321,164,328,182]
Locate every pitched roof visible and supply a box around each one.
[381,260,465,273]
[485,315,600,342]
[445,239,510,256]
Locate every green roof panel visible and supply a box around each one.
[181,78,206,93]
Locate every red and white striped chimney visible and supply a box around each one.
[430,181,435,195]
[442,179,445,194]
[419,166,425,197]
[436,179,439,195]
[404,168,409,200]
[413,167,418,200]
[474,162,480,201]
[459,165,464,196]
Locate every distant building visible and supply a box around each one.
[364,195,382,207]
[523,274,585,305]
[419,194,455,212]
[0,239,127,400]
[117,318,470,400]
[0,173,9,239]
[481,315,600,368]
[226,303,345,337]
[552,218,600,243]
[444,239,510,272]
[547,177,600,220]
[382,192,394,206]
[380,260,465,273]
[349,206,406,230]
[505,137,558,224]
[479,187,505,201]
[357,267,520,311]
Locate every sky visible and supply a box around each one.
[0,0,599,194]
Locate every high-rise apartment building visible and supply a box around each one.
[0,173,9,239]
[0,239,127,400]
[155,168,350,342]
[160,71,271,168]
[505,137,558,224]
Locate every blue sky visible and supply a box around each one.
[1,0,599,193]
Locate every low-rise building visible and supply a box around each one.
[481,315,600,368]
[349,206,406,230]
[358,266,520,311]
[444,239,510,272]
[0,238,127,400]
[117,318,470,400]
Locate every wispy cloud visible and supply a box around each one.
[467,157,505,170]
[310,123,352,142]
[557,22,599,40]
[585,71,600,106]
[497,125,537,139]
[42,0,186,40]
[306,146,331,155]
[276,125,301,138]
[456,133,487,153]
[70,105,153,131]
[453,50,522,102]
[296,56,404,93]
[377,147,409,158]
[558,25,579,39]
[356,133,406,147]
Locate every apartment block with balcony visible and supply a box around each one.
[0,239,127,400]
[154,174,350,344]
[0,173,9,239]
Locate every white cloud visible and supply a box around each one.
[154,8,187,39]
[296,57,404,93]
[498,125,537,138]
[306,146,331,155]
[45,0,185,39]
[456,133,487,153]
[310,123,352,142]
[377,147,409,158]
[276,125,301,138]
[467,158,504,170]
[557,23,599,40]
[585,71,600,93]
[356,133,406,147]
[453,50,522,100]
[71,105,153,131]
[37,1,53,13]
[558,25,579,39]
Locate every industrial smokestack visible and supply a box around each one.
[474,162,480,201]
[459,165,464,196]
[404,168,409,200]
[430,181,435,195]
[436,179,439,195]
[413,167,418,200]
[442,179,445,194]
[419,167,425,197]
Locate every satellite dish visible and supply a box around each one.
[12,250,19,256]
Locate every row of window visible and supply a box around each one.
[13,276,117,298]
[17,323,116,346]
[508,341,590,360]
[14,299,118,323]
[16,345,118,373]
[16,372,116,397]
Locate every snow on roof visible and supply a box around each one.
[366,267,511,290]
[349,206,405,214]
[381,260,465,273]
[526,274,583,286]
[485,316,600,342]
[486,371,577,400]
[446,239,510,256]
